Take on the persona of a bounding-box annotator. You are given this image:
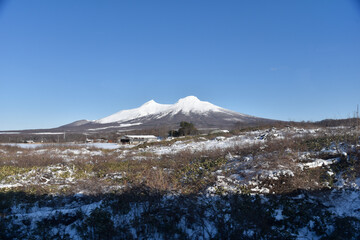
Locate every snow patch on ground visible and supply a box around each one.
[298,158,339,170]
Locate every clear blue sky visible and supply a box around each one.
[1,0,360,130]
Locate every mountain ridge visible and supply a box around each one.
[56,96,273,132]
[96,96,247,124]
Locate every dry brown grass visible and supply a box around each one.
[1,129,358,196]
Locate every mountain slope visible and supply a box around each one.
[97,96,249,124]
[57,96,274,132]
[96,100,171,124]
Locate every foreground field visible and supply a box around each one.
[1,126,360,239]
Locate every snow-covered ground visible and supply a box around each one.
[0,142,122,149]
[1,126,360,239]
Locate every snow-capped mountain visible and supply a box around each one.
[96,96,243,124]
[58,96,273,132]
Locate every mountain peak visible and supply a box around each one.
[141,99,158,107]
[176,96,201,104]
[172,96,222,115]
[96,96,248,124]
[61,96,268,131]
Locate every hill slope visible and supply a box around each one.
[59,96,273,132]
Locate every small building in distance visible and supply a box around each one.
[120,135,158,144]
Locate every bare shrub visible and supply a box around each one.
[142,168,174,192]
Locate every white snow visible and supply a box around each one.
[169,96,223,115]
[124,135,157,139]
[0,143,43,149]
[84,143,121,149]
[0,143,121,150]
[250,186,270,193]
[274,209,284,220]
[149,135,260,155]
[32,132,65,135]
[119,122,142,127]
[1,126,360,239]
[325,190,360,218]
[0,183,23,189]
[298,158,339,170]
[96,96,236,124]
[259,169,295,180]
[97,100,171,124]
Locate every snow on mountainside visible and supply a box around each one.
[51,96,275,132]
[97,96,246,124]
[97,100,171,124]
[168,96,223,115]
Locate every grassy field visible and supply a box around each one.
[1,126,360,239]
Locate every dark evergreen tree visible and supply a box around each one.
[178,121,197,136]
